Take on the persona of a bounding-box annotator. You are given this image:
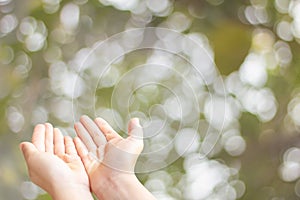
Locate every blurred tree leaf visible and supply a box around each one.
[208,21,252,75]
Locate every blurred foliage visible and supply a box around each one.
[1,0,300,199]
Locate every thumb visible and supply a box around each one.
[19,142,37,161]
[128,118,143,139]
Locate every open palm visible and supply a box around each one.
[74,116,144,192]
[20,123,91,197]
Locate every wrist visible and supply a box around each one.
[51,184,93,200]
[92,169,139,200]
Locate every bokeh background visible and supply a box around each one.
[1,0,300,199]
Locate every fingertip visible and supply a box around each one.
[80,115,91,123]
[131,118,141,127]
[64,135,72,141]
[53,127,60,133]
[94,117,104,128]
[73,136,80,142]
[34,124,45,131]
[94,117,105,124]
[44,122,53,128]
[128,118,143,139]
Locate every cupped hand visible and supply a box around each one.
[20,123,93,200]
[73,116,144,193]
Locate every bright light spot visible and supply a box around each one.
[241,88,277,122]
[245,6,259,25]
[291,19,300,38]
[164,96,181,121]
[289,101,300,126]
[252,29,275,53]
[147,52,174,68]
[166,12,191,32]
[0,45,14,64]
[279,161,300,182]
[51,99,73,123]
[31,106,48,125]
[100,0,139,11]
[43,45,62,63]
[13,64,29,79]
[60,3,80,31]
[200,132,222,157]
[20,181,39,200]
[174,128,200,156]
[275,0,290,13]
[153,192,176,200]
[276,20,293,41]
[295,179,300,197]
[206,0,224,6]
[274,41,292,66]
[42,0,61,14]
[255,7,269,24]
[49,61,85,98]
[6,106,24,133]
[146,0,169,13]
[225,72,244,96]
[218,185,237,200]
[204,96,234,130]
[103,42,125,64]
[230,180,246,198]
[239,53,267,87]
[182,32,210,57]
[181,32,216,84]
[0,0,12,6]
[99,66,120,88]
[130,1,148,15]
[289,1,300,20]
[143,118,165,138]
[284,147,300,163]
[15,51,32,70]
[19,17,37,36]
[25,32,46,52]
[145,178,166,191]
[149,170,173,186]
[224,136,246,156]
[121,28,144,48]
[0,14,18,34]
[184,159,231,200]
[146,128,173,160]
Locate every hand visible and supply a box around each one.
[74,115,143,173]
[20,123,93,200]
[74,116,155,200]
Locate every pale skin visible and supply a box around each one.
[19,123,94,200]
[20,117,156,200]
[74,115,156,200]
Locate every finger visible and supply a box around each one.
[94,118,122,141]
[45,123,54,153]
[64,136,77,155]
[19,142,37,161]
[32,124,46,152]
[74,137,89,158]
[54,128,65,155]
[74,122,97,155]
[80,115,107,146]
[74,137,94,168]
[128,118,143,140]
